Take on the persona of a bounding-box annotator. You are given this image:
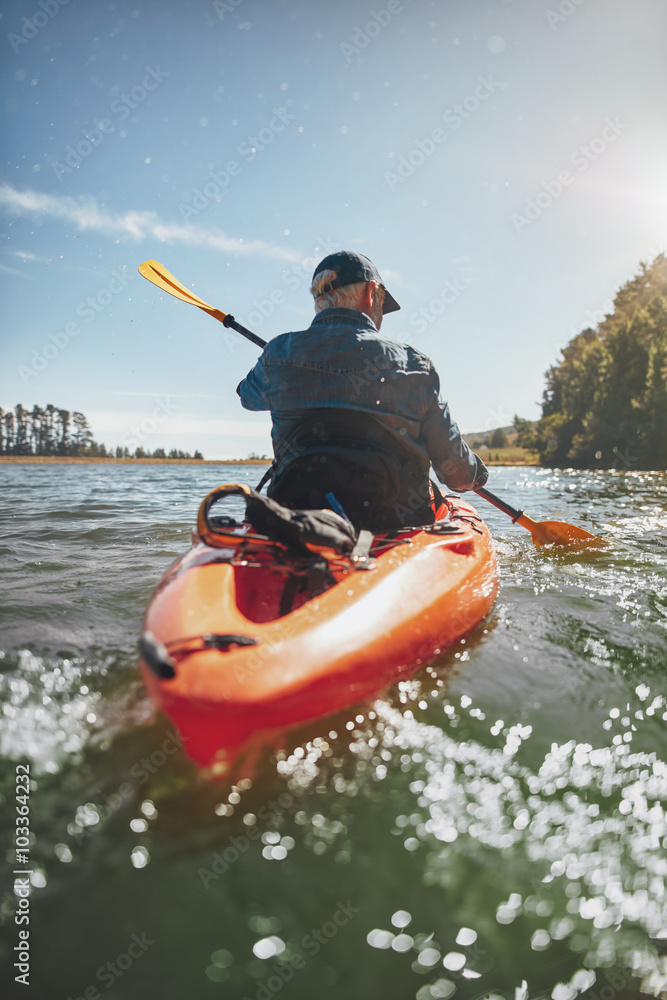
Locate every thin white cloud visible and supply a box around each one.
[0,262,37,279]
[0,184,303,264]
[5,249,39,261]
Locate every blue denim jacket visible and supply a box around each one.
[237,307,487,493]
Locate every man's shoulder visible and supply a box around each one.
[262,318,436,376]
[262,327,310,355]
[263,311,369,355]
[369,332,435,370]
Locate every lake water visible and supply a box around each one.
[0,463,665,1000]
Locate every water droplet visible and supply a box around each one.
[488,35,506,53]
[130,846,150,868]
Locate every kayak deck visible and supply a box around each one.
[139,493,499,767]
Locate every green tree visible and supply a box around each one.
[14,404,30,454]
[56,409,71,454]
[30,405,44,454]
[513,416,537,450]
[72,411,93,455]
[3,410,15,453]
[44,404,57,454]
[530,253,667,469]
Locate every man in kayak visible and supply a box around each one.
[237,250,488,530]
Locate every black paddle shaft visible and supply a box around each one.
[222,314,267,349]
[474,486,524,523]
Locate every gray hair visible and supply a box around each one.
[310,268,367,313]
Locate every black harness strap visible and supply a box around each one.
[255,465,274,493]
[306,556,333,597]
[278,573,303,617]
[430,477,446,509]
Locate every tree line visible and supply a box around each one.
[0,405,203,460]
[514,253,667,471]
[466,428,511,450]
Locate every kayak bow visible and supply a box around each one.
[139,486,499,767]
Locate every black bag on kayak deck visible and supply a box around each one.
[245,489,357,555]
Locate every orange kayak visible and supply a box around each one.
[139,485,499,768]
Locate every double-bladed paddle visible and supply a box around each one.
[475,486,603,548]
[138,259,267,349]
[138,259,600,549]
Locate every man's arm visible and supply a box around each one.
[422,393,488,492]
[236,355,269,411]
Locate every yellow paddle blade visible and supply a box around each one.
[138,259,227,317]
[517,514,605,548]
[138,259,266,346]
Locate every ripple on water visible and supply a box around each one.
[272,695,666,992]
[0,647,150,773]
[1,464,665,996]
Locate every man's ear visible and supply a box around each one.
[361,281,377,310]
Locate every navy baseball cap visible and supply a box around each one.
[312,251,400,313]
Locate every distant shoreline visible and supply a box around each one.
[0,456,273,465]
[0,455,538,467]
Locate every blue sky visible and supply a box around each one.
[1,0,665,459]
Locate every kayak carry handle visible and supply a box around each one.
[197,483,254,544]
[139,630,260,680]
[139,632,177,680]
